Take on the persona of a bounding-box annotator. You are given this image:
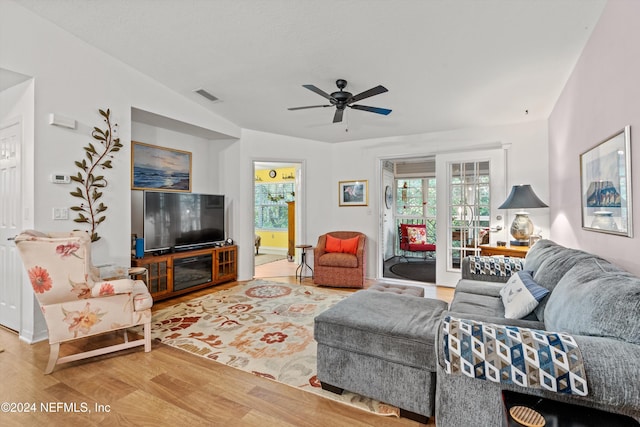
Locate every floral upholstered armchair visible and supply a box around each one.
[14,230,152,374]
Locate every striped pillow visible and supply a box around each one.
[500,270,549,319]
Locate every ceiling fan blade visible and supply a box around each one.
[333,108,344,123]
[302,84,335,101]
[350,104,392,115]
[348,85,388,104]
[288,105,332,111]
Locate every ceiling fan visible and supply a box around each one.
[288,79,391,123]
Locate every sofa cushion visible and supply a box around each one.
[314,291,448,370]
[500,271,549,319]
[522,239,564,272]
[530,245,601,321]
[545,258,640,345]
[455,279,503,298]
[367,283,425,297]
[317,252,358,268]
[448,291,505,318]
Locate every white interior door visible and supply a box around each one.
[382,170,395,261]
[435,148,507,286]
[0,119,22,331]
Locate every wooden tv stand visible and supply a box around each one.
[131,245,237,301]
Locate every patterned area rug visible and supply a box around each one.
[149,280,399,416]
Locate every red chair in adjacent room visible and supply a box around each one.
[399,223,436,260]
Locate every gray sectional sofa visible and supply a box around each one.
[314,239,640,426]
[436,239,640,426]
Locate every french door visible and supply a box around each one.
[435,149,507,286]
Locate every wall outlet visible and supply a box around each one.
[52,207,69,220]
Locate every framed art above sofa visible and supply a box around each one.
[580,125,632,237]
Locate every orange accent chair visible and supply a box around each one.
[313,231,366,288]
[14,230,152,374]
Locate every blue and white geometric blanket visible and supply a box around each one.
[442,316,588,396]
[468,256,523,277]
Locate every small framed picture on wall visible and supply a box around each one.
[339,180,368,206]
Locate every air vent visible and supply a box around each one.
[193,88,220,102]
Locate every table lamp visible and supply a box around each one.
[498,185,548,246]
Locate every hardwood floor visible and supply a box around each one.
[0,275,453,426]
[254,257,299,279]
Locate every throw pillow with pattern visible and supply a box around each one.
[500,270,549,319]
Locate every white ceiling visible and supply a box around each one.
[16,0,606,143]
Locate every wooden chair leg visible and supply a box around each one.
[45,342,60,375]
[143,322,151,352]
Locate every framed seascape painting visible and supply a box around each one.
[580,126,632,237]
[132,141,192,192]
[339,180,368,206]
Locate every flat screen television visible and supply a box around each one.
[143,191,225,253]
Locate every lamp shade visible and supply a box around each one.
[499,185,548,210]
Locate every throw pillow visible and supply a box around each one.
[340,236,359,254]
[325,235,342,253]
[406,226,427,244]
[500,270,549,319]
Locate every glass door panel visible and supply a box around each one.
[435,149,507,286]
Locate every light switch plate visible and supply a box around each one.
[52,207,69,220]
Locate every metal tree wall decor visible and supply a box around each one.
[70,108,122,242]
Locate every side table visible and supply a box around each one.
[479,244,529,258]
[295,244,313,281]
[128,267,151,292]
[128,266,149,287]
[502,390,638,427]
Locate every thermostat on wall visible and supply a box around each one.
[50,174,70,184]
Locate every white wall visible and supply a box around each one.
[2,0,553,290]
[222,129,331,281]
[549,0,640,276]
[226,120,550,282]
[326,120,550,279]
[0,0,241,341]
[0,0,240,269]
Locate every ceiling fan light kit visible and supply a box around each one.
[288,79,391,123]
